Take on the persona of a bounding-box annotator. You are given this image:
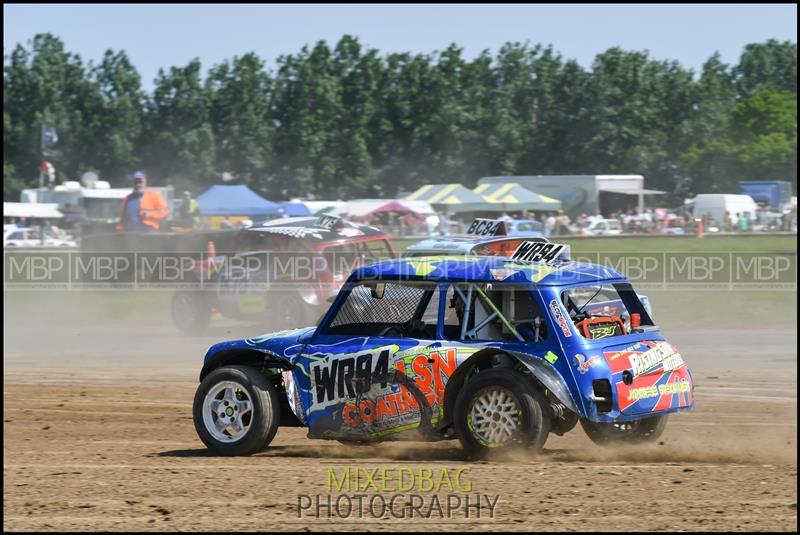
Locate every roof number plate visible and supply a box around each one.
[466,218,506,236]
[511,241,566,264]
[315,215,342,229]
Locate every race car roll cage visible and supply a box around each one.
[452,284,525,343]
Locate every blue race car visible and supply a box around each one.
[506,219,545,237]
[193,238,694,457]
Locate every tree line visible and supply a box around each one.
[3,33,796,202]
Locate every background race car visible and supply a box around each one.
[171,216,396,333]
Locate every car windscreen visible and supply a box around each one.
[234,231,303,254]
[560,283,655,340]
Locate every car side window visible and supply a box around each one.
[323,281,435,338]
[509,288,548,342]
[442,283,541,343]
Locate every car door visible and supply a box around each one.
[295,281,445,440]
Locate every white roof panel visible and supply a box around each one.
[4,202,64,218]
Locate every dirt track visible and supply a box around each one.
[3,293,798,531]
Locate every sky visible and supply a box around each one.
[4,4,797,90]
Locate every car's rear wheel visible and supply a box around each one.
[454,368,551,457]
[193,365,279,456]
[580,414,668,446]
[172,290,211,334]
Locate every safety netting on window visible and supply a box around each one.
[330,283,429,326]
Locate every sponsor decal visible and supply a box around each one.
[583,321,622,340]
[342,389,420,428]
[312,348,392,408]
[341,348,459,428]
[627,385,659,401]
[573,353,601,374]
[588,325,616,339]
[549,299,572,337]
[544,351,559,365]
[511,241,566,264]
[657,378,692,396]
[628,341,685,377]
[466,218,505,236]
[611,342,694,413]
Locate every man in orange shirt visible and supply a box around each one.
[117,171,169,232]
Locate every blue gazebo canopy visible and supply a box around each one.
[196,185,283,217]
[279,202,311,217]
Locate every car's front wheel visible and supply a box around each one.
[580,414,668,446]
[453,368,551,457]
[193,365,279,456]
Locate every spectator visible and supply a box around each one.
[756,207,768,227]
[425,214,440,235]
[544,213,556,237]
[641,209,654,233]
[405,213,421,236]
[738,212,750,232]
[727,211,738,232]
[179,191,199,228]
[624,210,636,233]
[117,171,169,232]
[555,212,571,236]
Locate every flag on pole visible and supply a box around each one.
[41,125,59,149]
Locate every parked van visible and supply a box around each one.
[689,194,757,226]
